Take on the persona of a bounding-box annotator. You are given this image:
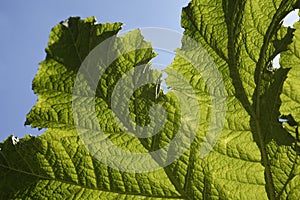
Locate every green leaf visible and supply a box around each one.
[178,1,300,199]
[0,132,180,199]
[2,0,300,199]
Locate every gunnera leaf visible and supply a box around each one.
[1,0,300,199]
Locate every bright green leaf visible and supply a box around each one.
[1,1,300,199]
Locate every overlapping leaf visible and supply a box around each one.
[1,0,300,199]
[175,0,300,199]
[1,17,181,199]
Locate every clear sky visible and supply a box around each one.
[0,1,298,141]
[0,0,190,141]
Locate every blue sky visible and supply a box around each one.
[0,1,298,141]
[0,0,190,141]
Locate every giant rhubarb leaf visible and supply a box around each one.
[1,0,300,199]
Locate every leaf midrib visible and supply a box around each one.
[186,1,292,199]
[253,2,294,199]
[0,161,184,199]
